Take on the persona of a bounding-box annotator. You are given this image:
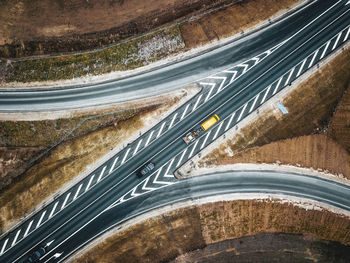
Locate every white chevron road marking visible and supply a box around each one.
[24,220,33,238]
[1,239,8,255]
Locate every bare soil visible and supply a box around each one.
[171,233,350,263]
[200,47,350,168]
[181,0,299,48]
[0,95,182,233]
[72,200,350,263]
[0,0,233,58]
[0,147,44,181]
[328,88,350,153]
[218,135,350,179]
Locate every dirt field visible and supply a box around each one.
[328,88,350,153]
[0,0,232,58]
[181,0,299,48]
[171,233,350,263]
[0,94,183,233]
[219,135,350,179]
[0,0,302,83]
[72,200,350,263]
[200,47,350,169]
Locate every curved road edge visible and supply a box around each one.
[63,169,350,262]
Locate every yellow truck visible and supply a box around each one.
[201,114,220,131]
[183,114,220,144]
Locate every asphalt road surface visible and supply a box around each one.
[0,0,350,262]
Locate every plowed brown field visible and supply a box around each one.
[219,135,350,179]
[328,86,350,153]
[0,0,232,57]
[181,0,299,48]
[73,200,350,263]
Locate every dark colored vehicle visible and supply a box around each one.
[138,162,155,177]
[27,247,46,263]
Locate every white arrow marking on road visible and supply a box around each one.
[176,148,187,168]
[237,103,248,122]
[46,240,54,247]
[44,253,63,263]
[61,192,71,209]
[180,104,190,120]
[260,85,271,104]
[109,156,119,174]
[164,158,175,177]
[332,32,342,50]
[225,112,236,131]
[344,26,350,42]
[73,184,83,201]
[192,96,202,112]
[97,166,107,182]
[144,130,154,147]
[251,57,260,65]
[49,201,59,219]
[133,139,143,156]
[202,83,216,102]
[24,220,33,238]
[208,76,226,93]
[249,94,260,113]
[131,185,142,197]
[238,63,249,74]
[169,113,178,128]
[0,238,8,255]
[11,230,21,246]
[141,177,154,191]
[36,211,46,229]
[156,122,166,138]
[121,148,130,165]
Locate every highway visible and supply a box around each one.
[0,0,350,262]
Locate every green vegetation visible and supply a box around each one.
[3,26,184,83]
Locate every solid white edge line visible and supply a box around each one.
[120,149,130,165]
[200,131,211,150]
[188,140,199,158]
[12,230,21,246]
[176,149,187,168]
[320,40,330,59]
[36,211,46,229]
[133,139,143,156]
[61,192,71,209]
[296,58,307,77]
[109,157,119,174]
[212,122,223,140]
[192,95,202,112]
[332,32,342,50]
[144,130,154,147]
[237,103,248,122]
[1,239,8,255]
[344,26,350,42]
[308,49,319,68]
[180,104,190,120]
[273,77,283,95]
[156,122,166,138]
[249,94,260,113]
[49,202,59,219]
[73,184,83,201]
[169,113,178,128]
[10,3,347,259]
[23,220,33,238]
[97,166,107,183]
[225,112,236,131]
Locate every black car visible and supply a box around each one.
[27,247,46,263]
[138,162,155,177]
